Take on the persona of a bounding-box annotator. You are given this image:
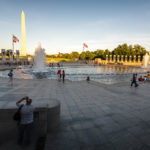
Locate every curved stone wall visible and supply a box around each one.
[0,99,60,144]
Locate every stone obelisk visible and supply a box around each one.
[21,11,26,56]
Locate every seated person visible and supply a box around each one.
[144,76,148,81]
[148,72,150,78]
[138,76,144,81]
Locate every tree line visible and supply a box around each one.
[47,43,148,60]
[1,43,147,60]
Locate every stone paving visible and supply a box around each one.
[0,77,150,150]
[45,81,150,150]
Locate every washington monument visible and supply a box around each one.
[21,11,26,56]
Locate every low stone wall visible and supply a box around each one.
[0,99,60,145]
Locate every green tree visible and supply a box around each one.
[79,52,86,60]
[70,51,79,59]
[6,50,10,57]
[104,49,111,55]
[128,45,134,56]
[112,43,129,55]
[112,43,148,57]
[46,54,56,58]
[84,51,95,60]
[94,50,105,59]
[133,44,147,56]
[62,53,71,59]
[103,49,111,59]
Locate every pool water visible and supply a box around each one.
[0,65,149,84]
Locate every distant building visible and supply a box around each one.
[58,52,63,57]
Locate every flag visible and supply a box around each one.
[83,43,88,48]
[13,35,19,43]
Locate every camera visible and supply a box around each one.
[24,96,29,100]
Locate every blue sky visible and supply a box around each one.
[1,0,150,54]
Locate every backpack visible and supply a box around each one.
[8,72,12,77]
[13,105,24,122]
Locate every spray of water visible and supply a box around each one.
[142,53,149,68]
[33,43,46,72]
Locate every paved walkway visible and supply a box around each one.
[0,78,150,150]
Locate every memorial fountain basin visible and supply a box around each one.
[0,65,149,84]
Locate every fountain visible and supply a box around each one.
[21,43,56,79]
[32,43,47,78]
[33,42,46,72]
[142,53,150,68]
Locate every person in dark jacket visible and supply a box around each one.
[62,70,65,82]
[8,69,13,85]
[131,73,138,87]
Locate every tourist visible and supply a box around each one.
[131,73,138,87]
[16,96,34,146]
[86,76,90,81]
[57,70,61,81]
[144,76,147,81]
[138,76,144,82]
[60,70,62,80]
[8,69,13,85]
[62,70,65,82]
[147,71,150,80]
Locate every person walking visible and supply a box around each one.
[131,73,138,87]
[86,76,90,82]
[62,70,65,82]
[8,69,13,85]
[16,96,34,146]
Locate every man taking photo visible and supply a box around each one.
[16,96,34,146]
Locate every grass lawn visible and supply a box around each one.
[0,56,73,63]
[46,58,73,63]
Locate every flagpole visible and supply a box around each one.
[12,35,14,53]
[83,43,84,52]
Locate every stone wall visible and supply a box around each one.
[0,100,60,144]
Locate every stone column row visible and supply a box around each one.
[1,49,20,62]
[106,55,141,62]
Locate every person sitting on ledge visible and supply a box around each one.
[147,71,150,79]
[144,76,147,81]
[144,72,150,81]
[138,76,144,82]
[16,96,34,146]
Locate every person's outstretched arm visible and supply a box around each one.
[16,96,28,106]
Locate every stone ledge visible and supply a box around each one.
[0,99,60,145]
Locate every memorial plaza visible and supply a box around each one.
[0,76,150,150]
[1,0,150,149]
